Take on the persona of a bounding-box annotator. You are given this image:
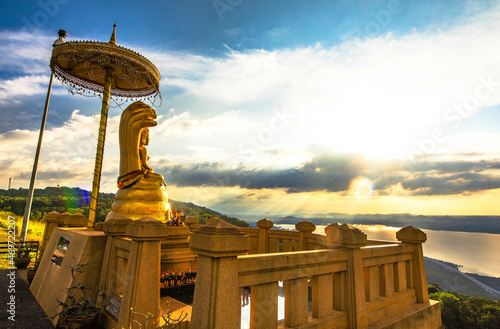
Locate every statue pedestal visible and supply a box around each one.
[106,177,170,222]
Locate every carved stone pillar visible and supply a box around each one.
[189,219,248,329]
[41,211,60,252]
[325,222,342,248]
[184,216,200,232]
[396,225,429,303]
[295,220,316,251]
[116,217,167,329]
[257,218,273,254]
[340,224,368,329]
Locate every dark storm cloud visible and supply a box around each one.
[159,154,367,193]
[401,159,500,174]
[157,155,500,196]
[401,171,500,195]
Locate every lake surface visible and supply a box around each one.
[275,224,500,278]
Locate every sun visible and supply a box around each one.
[348,176,374,198]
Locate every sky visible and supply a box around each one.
[0,0,500,219]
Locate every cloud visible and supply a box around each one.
[266,26,289,39]
[0,109,120,190]
[154,151,500,197]
[3,110,498,197]
[154,109,247,139]
[0,30,53,74]
[141,5,500,162]
[225,28,243,37]
[0,75,50,103]
[1,4,500,206]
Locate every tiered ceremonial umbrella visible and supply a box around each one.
[44,25,160,229]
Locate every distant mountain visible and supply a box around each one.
[0,187,249,227]
[238,213,500,234]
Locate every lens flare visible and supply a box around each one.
[348,176,374,198]
[325,227,342,246]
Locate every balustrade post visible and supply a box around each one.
[340,224,368,329]
[396,225,429,303]
[116,217,167,329]
[257,218,273,253]
[99,216,133,300]
[190,218,249,329]
[61,212,88,227]
[184,216,200,232]
[56,211,71,227]
[295,220,316,251]
[325,222,342,248]
[40,211,60,252]
[207,216,220,224]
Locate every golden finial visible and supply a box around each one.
[109,22,117,45]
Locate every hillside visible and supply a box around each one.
[425,257,500,301]
[0,187,248,227]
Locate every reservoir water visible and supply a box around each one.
[275,224,500,278]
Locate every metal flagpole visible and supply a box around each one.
[20,30,66,241]
[19,72,54,241]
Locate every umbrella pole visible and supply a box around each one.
[87,67,113,229]
[20,72,54,241]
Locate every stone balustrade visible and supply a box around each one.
[38,212,440,328]
[190,219,441,329]
[40,211,88,252]
[240,219,325,254]
[240,218,398,256]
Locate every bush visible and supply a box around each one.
[428,284,500,329]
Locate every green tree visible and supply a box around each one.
[429,284,500,329]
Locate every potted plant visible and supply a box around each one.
[13,248,31,269]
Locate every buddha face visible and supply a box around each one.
[140,128,149,145]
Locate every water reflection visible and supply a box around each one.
[276,224,500,278]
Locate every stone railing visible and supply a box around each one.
[96,216,198,329]
[189,219,441,329]
[40,211,88,252]
[240,219,399,255]
[240,219,319,254]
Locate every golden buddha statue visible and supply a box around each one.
[105,101,170,222]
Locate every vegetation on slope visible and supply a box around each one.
[0,210,45,269]
[428,284,500,328]
[0,187,248,227]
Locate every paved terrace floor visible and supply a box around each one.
[0,269,54,329]
[0,269,194,329]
